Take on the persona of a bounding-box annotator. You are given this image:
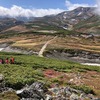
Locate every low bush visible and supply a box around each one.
[71,85,95,94]
[0,52,100,90]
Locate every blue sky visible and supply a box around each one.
[0,0,96,9]
[0,0,98,17]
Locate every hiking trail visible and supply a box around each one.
[38,36,57,57]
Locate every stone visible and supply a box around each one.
[45,94,53,100]
[17,82,47,100]
[80,93,87,99]
[70,93,79,100]
[0,74,4,82]
[64,87,72,97]
[16,83,99,100]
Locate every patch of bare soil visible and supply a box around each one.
[44,69,62,78]
[2,25,30,33]
[81,71,100,96]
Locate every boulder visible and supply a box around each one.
[17,82,99,100]
[17,82,48,100]
[70,93,79,100]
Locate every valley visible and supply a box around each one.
[0,6,100,100]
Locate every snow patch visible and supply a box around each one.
[63,27,68,30]
[0,48,4,51]
[64,12,67,15]
[16,89,24,94]
[81,63,100,66]
[63,15,67,19]
[77,12,82,16]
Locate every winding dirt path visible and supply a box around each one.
[38,36,57,57]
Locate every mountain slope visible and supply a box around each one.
[73,15,100,34]
[0,18,24,33]
[0,7,99,34]
[32,7,95,30]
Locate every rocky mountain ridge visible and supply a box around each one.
[32,7,96,30]
[0,7,100,34]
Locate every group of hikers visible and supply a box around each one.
[0,57,15,64]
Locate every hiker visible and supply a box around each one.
[0,59,2,64]
[10,57,15,64]
[0,58,5,64]
[5,58,9,64]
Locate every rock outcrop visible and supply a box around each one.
[0,76,99,100]
[16,82,99,100]
[45,49,100,64]
[17,82,48,100]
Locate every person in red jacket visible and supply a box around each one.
[2,59,5,64]
[0,58,5,64]
[5,58,9,64]
[10,57,15,64]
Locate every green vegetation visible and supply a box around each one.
[0,52,100,90]
[73,15,100,34]
[25,20,63,31]
[0,31,57,39]
[0,32,23,39]
[71,85,94,94]
[0,91,20,100]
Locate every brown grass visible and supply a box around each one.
[0,34,100,53]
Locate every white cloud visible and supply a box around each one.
[0,5,64,17]
[65,0,97,10]
[95,0,100,15]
